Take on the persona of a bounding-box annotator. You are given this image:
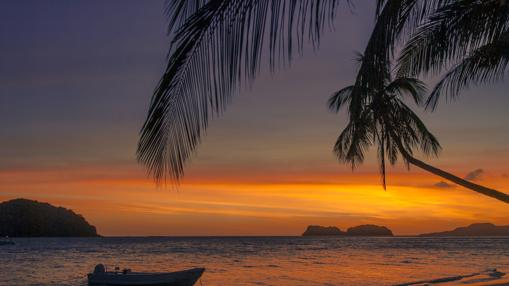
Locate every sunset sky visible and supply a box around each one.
[1,0,508,236]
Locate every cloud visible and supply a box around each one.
[434,181,454,188]
[502,173,509,178]
[464,169,484,181]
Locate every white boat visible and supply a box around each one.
[87,265,205,286]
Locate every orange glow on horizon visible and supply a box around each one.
[1,162,508,236]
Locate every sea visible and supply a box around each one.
[1,236,508,285]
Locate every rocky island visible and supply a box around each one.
[0,198,98,237]
[346,224,393,236]
[302,224,393,236]
[419,223,509,237]
[302,225,344,236]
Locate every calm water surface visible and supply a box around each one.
[1,237,508,285]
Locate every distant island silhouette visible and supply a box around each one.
[419,223,509,237]
[303,223,509,237]
[0,198,98,237]
[346,225,393,236]
[303,224,393,236]
[303,225,344,236]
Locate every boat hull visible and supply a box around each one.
[88,268,205,286]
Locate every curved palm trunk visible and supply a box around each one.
[398,148,509,204]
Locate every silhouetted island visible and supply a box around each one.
[302,224,393,236]
[346,224,393,236]
[419,223,509,237]
[302,225,344,236]
[0,198,98,237]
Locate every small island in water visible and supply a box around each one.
[0,198,98,237]
[303,224,393,236]
[302,225,344,236]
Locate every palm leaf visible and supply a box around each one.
[397,0,509,77]
[328,85,353,112]
[138,0,342,183]
[393,99,441,157]
[384,77,426,105]
[165,0,208,35]
[426,34,509,109]
[334,110,374,169]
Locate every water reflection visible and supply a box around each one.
[0,237,508,285]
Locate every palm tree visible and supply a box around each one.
[340,1,509,203]
[397,0,509,109]
[137,0,509,203]
[329,75,439,189]
[329,70,509,203]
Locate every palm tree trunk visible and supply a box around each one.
[398,147,509,204]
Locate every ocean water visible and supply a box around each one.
[0,236,508,286]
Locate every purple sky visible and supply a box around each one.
[2,0,507,173]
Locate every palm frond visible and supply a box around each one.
[165,0,208,36]
[392,99,441,157]
[333,110,374,169]
[398,0,509,77]
[427,34,509,109]
[139,0,342,183]
[328,86,353,112]
[384,77,426,105]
